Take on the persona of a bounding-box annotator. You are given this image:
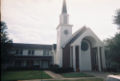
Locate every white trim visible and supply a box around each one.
[73,46,76,71]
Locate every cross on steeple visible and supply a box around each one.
[62,0,67,14]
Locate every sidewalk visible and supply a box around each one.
[84,72,111,79]
[45,70,64,79]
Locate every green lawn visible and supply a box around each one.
[50,78,104,81]
[62,72,94,78]
[111,72,120,75]
[1,70,52,81]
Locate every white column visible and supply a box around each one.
[60,48,63,67]
[73,46,76,71]
[97,47,102,72]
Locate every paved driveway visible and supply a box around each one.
[84,72,113,79]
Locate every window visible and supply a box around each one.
[49,51,51,55]
[43,50,49,56]
[34,60,40,66]
[16,50,19,54]
[28,50,34,56]
[81,41,89,51]
[46,51,49,56]
[16,49,23,55]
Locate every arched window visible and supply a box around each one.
[81,41,89,51]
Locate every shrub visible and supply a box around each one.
[49,64,60,72]
[49,64,74,73]
[57,67,74,73]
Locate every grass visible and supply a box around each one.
[62,72,94,78]
[1,70,52,81]
[111,72,120,75]
[49,78,104,81]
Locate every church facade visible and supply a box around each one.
[6,0,106,72]
[54,0,106,72]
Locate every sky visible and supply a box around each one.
[1,0,120,44]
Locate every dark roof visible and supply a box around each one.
[15,56,52,60]
[64,27,87,47]
[12,43,52,49]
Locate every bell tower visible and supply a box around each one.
[56,0,73,67]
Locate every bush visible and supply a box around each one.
[57,67,74,73]
[49,64,60,72]
[6,66,48,71]
[106,62,120,72]
[6,66,34,71]
[49,64,74,73]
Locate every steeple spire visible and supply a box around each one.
[59,0,69,25]
[62,0,67,13]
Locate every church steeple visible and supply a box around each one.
[56,0,73,67]
[60,0,69,25]
[62,0,67,14]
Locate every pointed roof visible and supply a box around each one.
[62,27,87,48]
[62,0,67,13]
[62,26,104,48]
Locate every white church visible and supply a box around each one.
[54,0,106,72]
[8,0,106,72]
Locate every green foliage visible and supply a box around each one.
[49,64,74,73]
[109,33,120,61]
[1,21,13,70]
[114,9,120,29]
[105,9,120,72]
[1,21,12,43]
[106,33,120,71]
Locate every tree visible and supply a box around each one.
[114,9,120,29]
[106,33,120,71]
[105,9,120,72]
[1,22,12,43]
[1,21,13,70]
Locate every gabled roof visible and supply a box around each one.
[63,26,104,48]
[63,26,87,47]
[12,43,52,50]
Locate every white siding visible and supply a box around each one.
[34,49,43,56]
[49,51,52,56]
[22,49,28,56]
[80,41,92,71]
[14,49,53,56]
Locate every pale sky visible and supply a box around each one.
[1,0,120,44]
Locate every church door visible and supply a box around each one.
[75,46,80,72]
[91,48,98,71]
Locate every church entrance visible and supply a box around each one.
[75,46,80,72]
[80,40,92,71]
[91,48,99,71]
